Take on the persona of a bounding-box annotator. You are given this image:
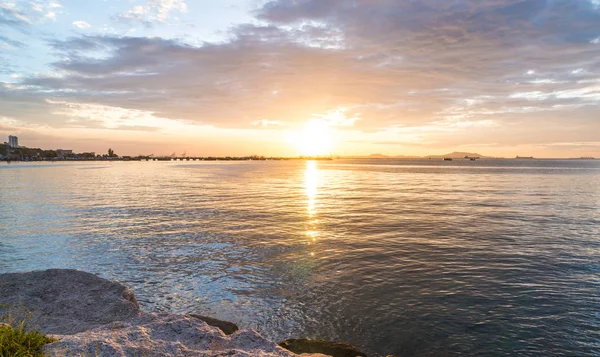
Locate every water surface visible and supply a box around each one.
[1,159,599,356]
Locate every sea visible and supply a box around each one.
[1,158,599,356]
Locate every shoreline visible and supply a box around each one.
[1,156,334,163]
[0,269,369,357]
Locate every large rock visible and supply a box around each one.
[188,314,239,335]
[0,269,349,356]
[43,314,310,357]
[0,269,140,334]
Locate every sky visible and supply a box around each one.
[1,0,600,157]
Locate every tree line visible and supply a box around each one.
[1,143,117,161]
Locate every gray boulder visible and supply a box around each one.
[0,269,335,356]
[43,314,310,357]
[0,269,140,334]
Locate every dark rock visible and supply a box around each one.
[279,338,367,357]
[187,313,239,335]
[0,269,140,334]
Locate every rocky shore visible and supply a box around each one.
[0,269,367,357]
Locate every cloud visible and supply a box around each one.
[0,4,31,30]
[44,10,56,21]
[31,0,62,23]
[44,99,181,131]
[252,119,283,127]
[117,0,188,26]
[1,0,600,154]
[0,34,24,48]
[72,20,90,29]
[0,0,62,28]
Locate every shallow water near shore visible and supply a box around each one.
[1,158,599,356]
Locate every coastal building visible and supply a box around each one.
[8,135,18,148]
[56,149,73,158]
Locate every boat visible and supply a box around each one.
[470,157,476,161]
[443,158,453,161]
[515,156,534,159]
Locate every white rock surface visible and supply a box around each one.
[0,269,140,334]
[43,314,304,357]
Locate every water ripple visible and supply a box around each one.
[0,159,599,356]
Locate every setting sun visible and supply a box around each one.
[2,1,600,356]
[289,120,334,157]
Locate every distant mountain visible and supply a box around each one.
[366,153,389,158]
[424,152,492,159]
[343,152,492,159]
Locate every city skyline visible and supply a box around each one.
[1,0,600,157]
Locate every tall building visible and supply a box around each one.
[56,149,73,157]
[8,135,18,148]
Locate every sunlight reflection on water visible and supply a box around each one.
[305,161,320,248]
[1,159,600,356]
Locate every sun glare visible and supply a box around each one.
[289,119,334,156]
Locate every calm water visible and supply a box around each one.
[1,159,599,356]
